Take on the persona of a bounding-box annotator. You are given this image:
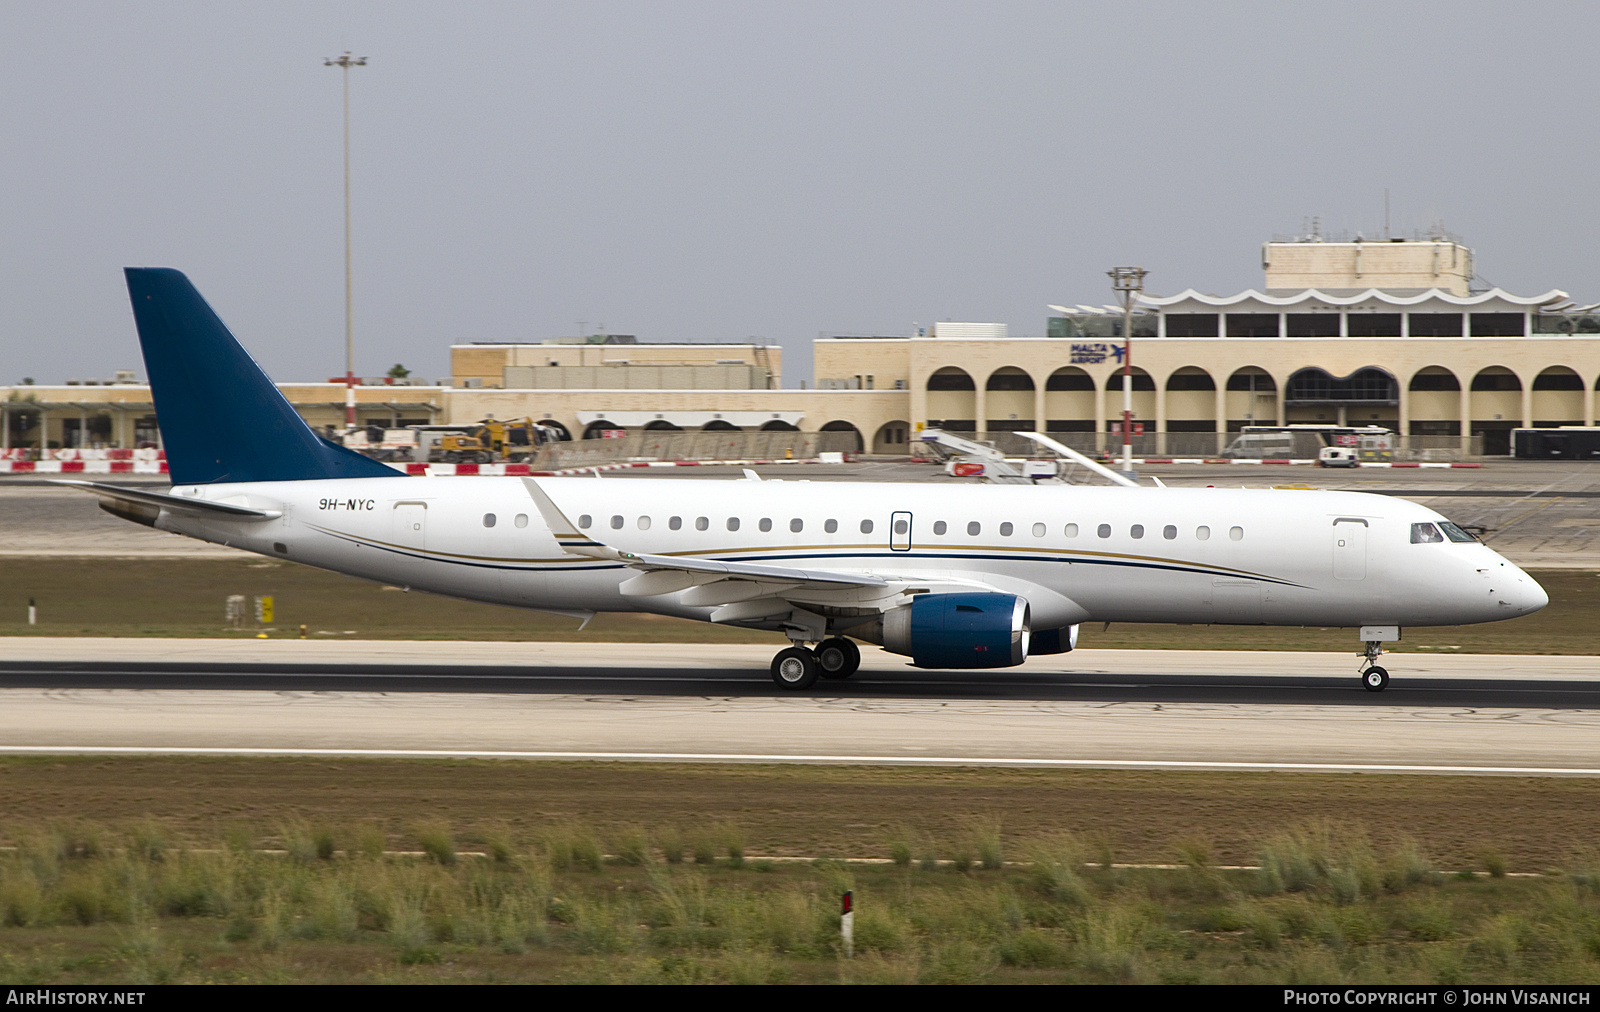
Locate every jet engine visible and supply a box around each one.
[1028,624,1079,655]
[873,592,1031,669]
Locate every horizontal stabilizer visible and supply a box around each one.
[53,479,282,526]
[123,267,400,485]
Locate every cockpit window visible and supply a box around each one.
[1410,522,1444,544]
[1438,521,1478,543]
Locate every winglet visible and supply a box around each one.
[521,477,627,560]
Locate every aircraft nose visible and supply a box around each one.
[1515,572,1549,615]
[1495,566,1548,616]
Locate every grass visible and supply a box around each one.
[0,557,1597,653]
[8,757,1600,873]
[4,815,1600,983]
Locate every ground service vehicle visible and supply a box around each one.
[425,418,554,464]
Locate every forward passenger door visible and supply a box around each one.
[1332,517,1368,581]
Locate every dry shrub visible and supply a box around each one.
[543,822,602,872]
[413,820,456,867]
[1024,833,1091,907]
[611,825,651,867]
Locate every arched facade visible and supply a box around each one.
[925,366,976,431]
[1406,366,1462,436]
[873,419,911,453]
[1101,367,1156,434]
[820,419,864,453]
[984,366,1035,431]
[1225,367,1278,430]
[536,419,573,441]
[1164,366,1217,431]
[1044,367,1095,432]
[1469,367,1522,455]
[1284,366,1399,427]
[1532,367,1585,425]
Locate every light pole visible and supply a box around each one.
[325,51,367,431]
[1107,267,1147,474]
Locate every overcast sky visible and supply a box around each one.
[4,1,1597,386]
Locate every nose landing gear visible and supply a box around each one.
[770,638,861,690]
[1359,640,1389,692]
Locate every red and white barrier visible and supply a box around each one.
[0,459,167,474]
[0,453,1479,476]
[1113,458,1481,469]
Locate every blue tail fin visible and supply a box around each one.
[124,267,401,484]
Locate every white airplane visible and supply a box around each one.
[63,269,1549,692]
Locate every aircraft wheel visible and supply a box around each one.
[771,647,820,690]
[816,638,860,679]
[1362,666,1389,692]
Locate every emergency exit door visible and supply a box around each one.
[890,511,913,551]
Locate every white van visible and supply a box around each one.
[1318,446,1358,468]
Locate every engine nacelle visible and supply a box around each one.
[880,592,1031,669]
[1029,624,1079,655]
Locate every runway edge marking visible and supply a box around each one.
[1,745,1598,776]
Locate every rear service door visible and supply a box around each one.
[393,502,427,553]
[890,511,913,551]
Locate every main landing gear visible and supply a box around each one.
[770,638,861,690]
[1359,640,1389,693]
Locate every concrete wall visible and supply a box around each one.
[1263,240,1473,295]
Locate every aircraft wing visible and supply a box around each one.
[520,477,887,594]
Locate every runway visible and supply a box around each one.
[3,640,1599,775]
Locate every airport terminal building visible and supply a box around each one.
[7,233,1600,457]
